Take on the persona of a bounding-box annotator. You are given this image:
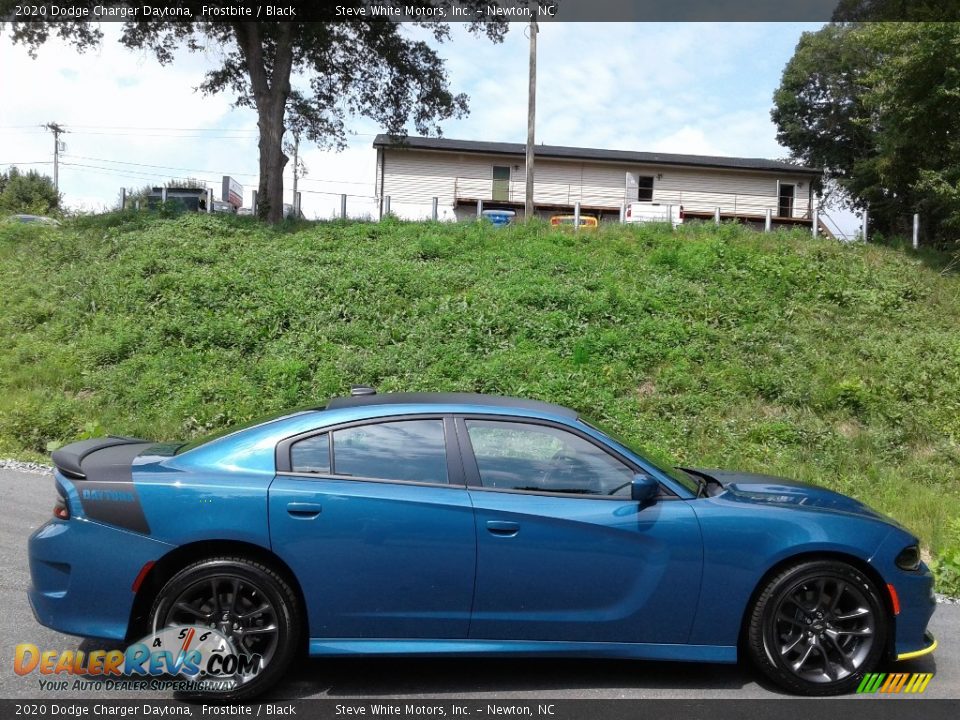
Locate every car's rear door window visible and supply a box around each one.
[332,419,448,484]
[464,419,633,496]
[290,433,330,474]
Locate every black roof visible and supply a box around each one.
[373,135,821,176]
[326,392,579,419]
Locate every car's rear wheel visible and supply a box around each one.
[149,557,300,700]
[747,559,888,695]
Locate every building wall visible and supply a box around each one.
[379,148,815,221]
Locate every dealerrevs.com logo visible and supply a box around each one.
[856,673,934,694]
[14,626,261,692]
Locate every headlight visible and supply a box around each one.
[895,544,921,571]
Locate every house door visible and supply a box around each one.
[778,183,795,218]
[492,166,510,202]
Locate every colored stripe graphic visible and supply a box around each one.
[856,672,932,694]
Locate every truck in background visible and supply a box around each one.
[624,202,684,228]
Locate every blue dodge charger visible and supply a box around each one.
[29,390,936,698]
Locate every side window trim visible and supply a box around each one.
[455,414,676,500]
[276,414,467,487]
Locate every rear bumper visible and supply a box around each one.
[28,517,173,641]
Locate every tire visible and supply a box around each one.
[746,559,888,696]
[148,556,301,701]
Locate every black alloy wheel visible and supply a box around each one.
[747,559,888,695]
[149,557,300,700]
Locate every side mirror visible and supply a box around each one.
[631,474,659,506]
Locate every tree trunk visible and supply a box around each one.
[234,23,295,224]
[257,105,288,223]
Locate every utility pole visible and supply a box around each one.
[291,134,299,217]
[44,122,67,193]
[524,18,537,221]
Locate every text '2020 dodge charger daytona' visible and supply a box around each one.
[29,391,936,698]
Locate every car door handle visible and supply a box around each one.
[286,502,322,519]
[486,520,520,536]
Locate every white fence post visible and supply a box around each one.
[714,207,721,225]
[812,208,818,238]
[252,190,258,216]
[120,187,126,210]
[476,199,483,219]
[340,194,347,220]
[666,204,673,228]
[161,187,167,204]
[913,213,920,249]
[619,202,625,224]
[296,192,302,218]
[383,196,391,219]
[862,210,869,242]
[432,197,438,221]
[207,188,213,214]
[574,202,581,232]
[765,208,772,233]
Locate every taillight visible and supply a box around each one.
[53,495,70,520]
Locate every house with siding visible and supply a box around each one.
[373,135,822,229]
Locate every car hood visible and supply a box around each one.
[687,468,899,526]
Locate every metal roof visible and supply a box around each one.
[325,392,579,419]
[372,135,821,175]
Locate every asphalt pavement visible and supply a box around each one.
[1,465,956,700]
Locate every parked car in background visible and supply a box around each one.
[625,202,684,227]
[550,215,598,230]
[29,389,936,699]
[7,214,60,225]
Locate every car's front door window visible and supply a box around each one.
[464,419,633,496]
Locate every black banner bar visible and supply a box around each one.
[1,699,959,720]
[3,0,960,23]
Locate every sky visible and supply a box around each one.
[0,21,858,234]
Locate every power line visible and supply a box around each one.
[65,154,259,178]
[62,153,374,187]
[60,161,217,185]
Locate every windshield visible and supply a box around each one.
[579,418,700,495]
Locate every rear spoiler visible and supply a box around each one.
[51,436,147,479]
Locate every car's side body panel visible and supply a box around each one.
[688,493,899,647]
[467,490,703,644]
[306,638,737,663]
[268,475,476,639]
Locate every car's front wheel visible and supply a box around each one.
[149,556,301,700]
[747,559,889,695]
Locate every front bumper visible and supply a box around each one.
[871,531,937,660]
[28,517,173,640]
[897,631,937,661]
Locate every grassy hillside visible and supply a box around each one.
[2,212,959,589]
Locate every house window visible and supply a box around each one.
[492,166,511,202]
[636,176,654,202]
[778,183,795,218]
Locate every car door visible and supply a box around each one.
[268,415,476,639]
[459,416,703,644]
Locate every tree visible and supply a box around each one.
[7,2,518,222]
[772,22,960,246]
[0,166,61,216]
